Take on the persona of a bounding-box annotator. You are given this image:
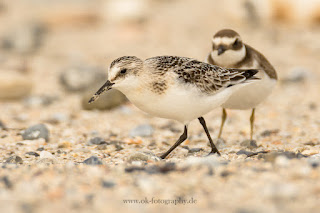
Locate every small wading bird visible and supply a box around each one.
[206,29,277,141]
[89,56,259,159]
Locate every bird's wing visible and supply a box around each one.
[174,58,259,94]
[146,56,259,94]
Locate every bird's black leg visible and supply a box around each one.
[160,125,188,159]
[198,117,221,155]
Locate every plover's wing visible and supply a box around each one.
[245,44,277,79]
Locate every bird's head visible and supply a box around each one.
[88,56,143,103]
[211,29,246,66]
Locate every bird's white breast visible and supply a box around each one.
[120,81,236,124]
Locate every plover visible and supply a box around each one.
[89,56,259,159]
[205,29,277,140]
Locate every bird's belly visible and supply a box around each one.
[222,75,277,110]
[125,85,232,124]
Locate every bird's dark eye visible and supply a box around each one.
[233,39,240,47]
[120,68,127,74]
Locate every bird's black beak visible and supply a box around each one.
[88,80,114,104]
[217,45,226,55]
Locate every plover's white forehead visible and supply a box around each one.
[212,37,239,45]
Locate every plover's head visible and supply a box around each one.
[88,56,143,103]
[211,29,246,66]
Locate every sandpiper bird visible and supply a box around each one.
[205,29,277,140]
[89,56,259,159]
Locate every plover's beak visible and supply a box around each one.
[88,80,115,104]
[217,45,226,55]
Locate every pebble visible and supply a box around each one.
[0,72,32,100]
[260,129,279,137]
[237,150,268,157]
[0,120,7,130]
[1,176,13,189]
[112,142,124,151]
[281,67,311,83]
[308,154,320,168]
[236,150,254,156]
[87,137,107,145]
[275,155,290,167]
[125,163,178,174]
[263,183,298,199]
[60,65,106,92]
[220,170,233,177]
[301,149,319,156]
[304,141,316,146]
[5,155,23,164]
[127,151,160,162]
[58,141,72,148]
[14,114,29,122]
[37,151,58,165]
[23,95,57,107]
[160,122,180,133]
[188,148,204,154]
[309,102,317,111]
[125,166,145,173]
[215,138,226,149]
[145,162,177,174]
[81,89,127,110]
[25,151,40,157]
[20,203,35,213]
[36,158,57,165]
[46,113,69,124]
[258,151,307,162]
[0,22,46,54]
[235,209,252,213]
[96,144,108,150]
[83,156,103,165]
[129,124,154,137]
[101,180,116,188]
[183,155,226,168]
[22,124,49,142]
[118,106,133,114]
[240,140,258,149]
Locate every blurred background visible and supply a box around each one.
[0,0,319,212]
[0,0,319,104]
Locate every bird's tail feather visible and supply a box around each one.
[226,68,260,87]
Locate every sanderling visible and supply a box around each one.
[89,56,259,159]
[205,29,277,140]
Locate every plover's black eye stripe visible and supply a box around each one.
[232,39,242,50]
[233,39,239,46]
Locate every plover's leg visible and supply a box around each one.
[217,108,227,139]
[160,126,188,159]
[250,108,255,140]
[198,117,221,155]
